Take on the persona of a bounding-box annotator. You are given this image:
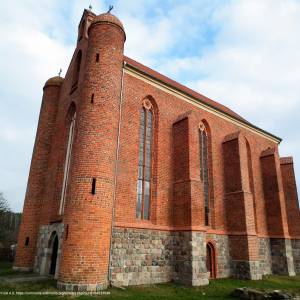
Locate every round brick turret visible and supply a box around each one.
[91,13,125,33]
[14,76,63,271]
[57,13,125,291]
[44,76,64,88]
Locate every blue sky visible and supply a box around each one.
[0,0,299,212]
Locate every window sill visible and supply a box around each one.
[136,218,152,223]
[50,217,63,224]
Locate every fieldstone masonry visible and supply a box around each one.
[291,239,300,274]
[110,228,211,286]
[258,238,272,276]
[206,234,231,278]
[33,224,300,287]
[175,231,208,286]
[34,223,64,279]
[110,228,173,286]
[230,260,261,280]
[110,228,300,286]
[270,239,295,276]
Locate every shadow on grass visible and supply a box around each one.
[0,261,299,299]
[0,261,27,277]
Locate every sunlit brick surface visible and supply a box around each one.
[15,9,300,290]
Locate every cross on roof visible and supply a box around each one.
[108,5,113,13]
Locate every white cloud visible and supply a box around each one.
[0,0,107,212]
[158,0,300,200]
[119,0,219,65]
[0,0,77,212]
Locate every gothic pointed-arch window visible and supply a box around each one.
[136,99,154,220]
[59,110,76,215]
[199,123,210,226]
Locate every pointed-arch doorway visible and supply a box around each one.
[49,232,59,276]
[206,242,217,279]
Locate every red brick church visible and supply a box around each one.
[14,9,300,291]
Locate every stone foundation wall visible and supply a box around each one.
[291,239,300,274]
[258,238,272,276]
[111,227,232,286]
[174,232,208,286]
[33,224,300,286]
[230,260,261,280]
[34,223,64,278]
[110,227,174,286]
[259,237,300,276]
[270,238,295,276]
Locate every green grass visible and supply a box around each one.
[0,261,29,277]
[0,261,299,299]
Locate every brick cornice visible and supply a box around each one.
[124,59,282,144]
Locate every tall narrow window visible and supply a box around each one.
[71,50,82,90]
[78,19,85,41]
[199,123,210,226]
[136,100,154,220]
[59,112,76,215]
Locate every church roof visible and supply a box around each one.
[124,55,282,143]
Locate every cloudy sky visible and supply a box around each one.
[0,0,299,212]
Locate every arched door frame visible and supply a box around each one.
[49,233,59,276]
[206,241,217,279]
[40,231,60,278]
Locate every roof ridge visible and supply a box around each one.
[123,55,281,143]
[123,55,247,122]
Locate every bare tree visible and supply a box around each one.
[0,192,12,258]
[0,192,10,213]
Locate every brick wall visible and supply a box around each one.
[260,148,290,237]
[14,80,62,270]
[280,157,300,237]
[15,9,300,290]
[57,14,126,290]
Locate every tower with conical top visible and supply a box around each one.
[57,12,126,290]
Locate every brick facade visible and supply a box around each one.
[14,10,300,290]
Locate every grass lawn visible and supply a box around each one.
[0,261,299,299]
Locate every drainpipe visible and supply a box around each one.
[107,61,126,285]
